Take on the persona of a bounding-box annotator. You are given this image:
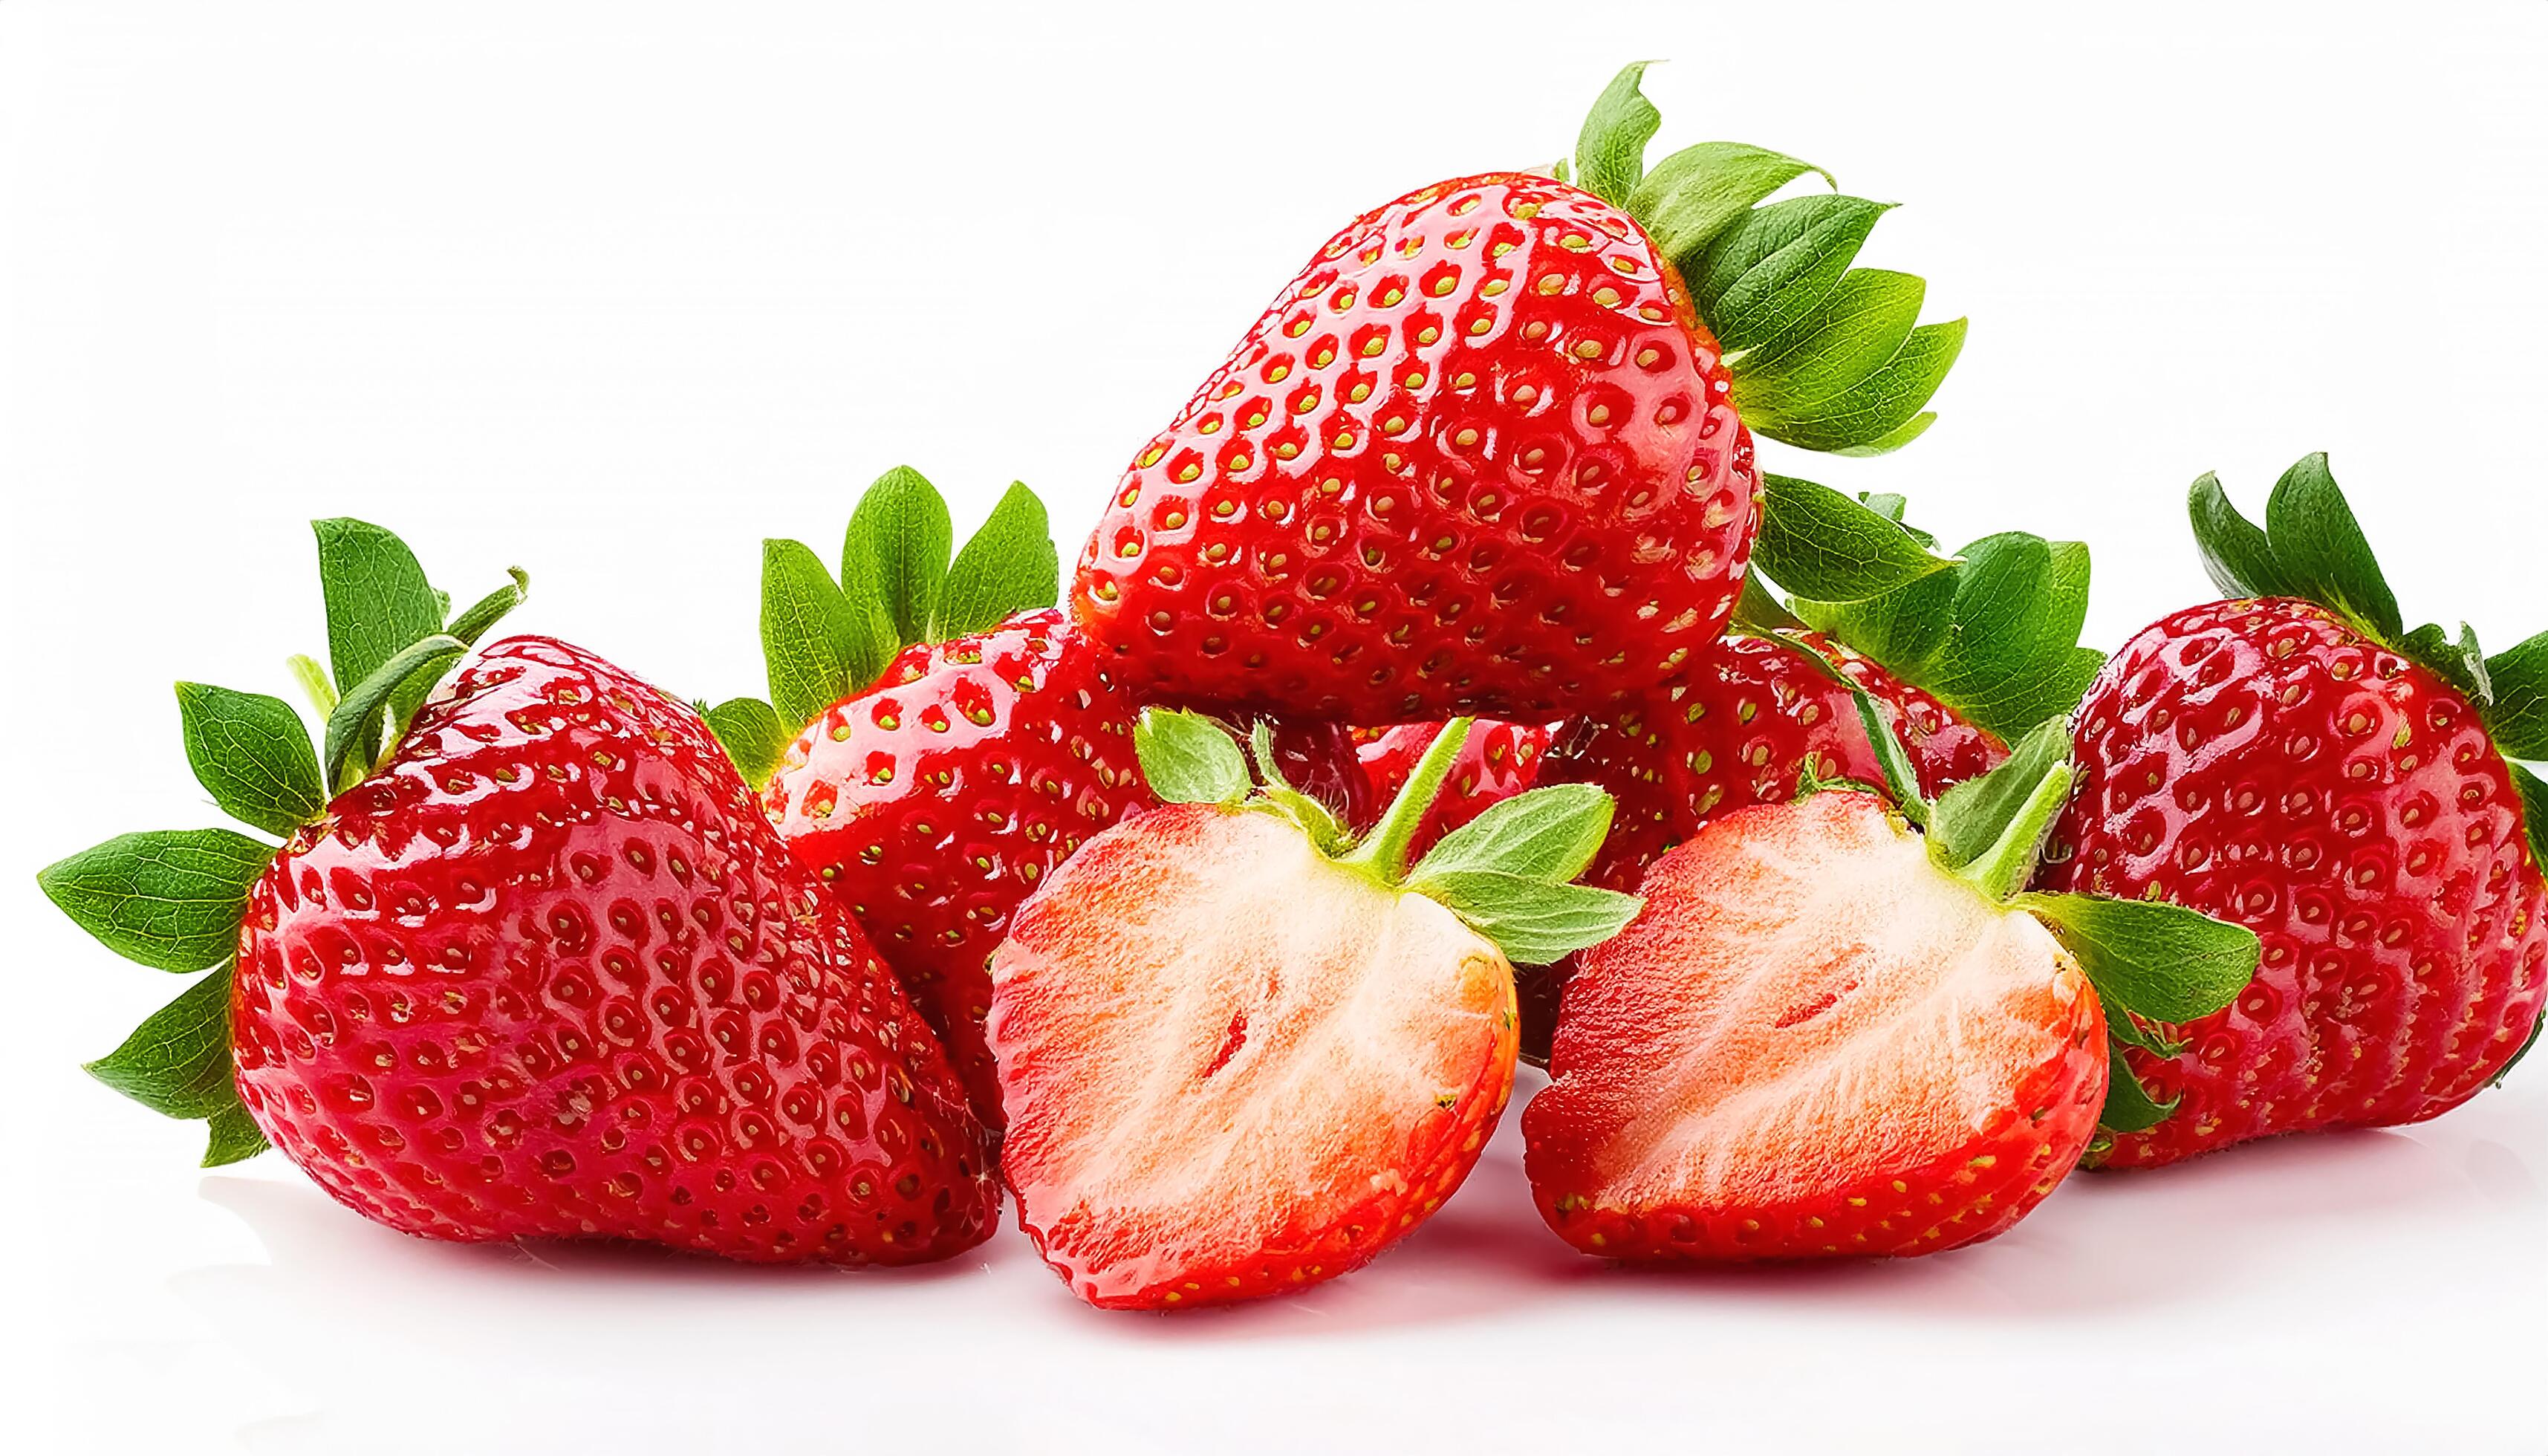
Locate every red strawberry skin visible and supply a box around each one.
[231,636,1001,1264]
[2043,598,2548,1167]
[1072,174,1760,723]
[1357,718,1557,859]
[1526,793,2105,1260]
[762,609,1153,1128]
[1552,631,2007,894]
[1257,715,1379,830]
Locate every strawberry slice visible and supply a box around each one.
[990,713,1639,1308]
[1525,709,2261,1261]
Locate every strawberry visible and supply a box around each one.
[1069,65,1966,723]
[988,712,1641,1307]
[41,522,998,1263]
[1525,712,2259,1260]
[2041,455,2548,1168]
[1356,718,1559,860]
[704,469,1154,1128]
[1525,501,2105,1058]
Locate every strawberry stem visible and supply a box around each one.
[1343,718,1473,884]
[287,654,338,720]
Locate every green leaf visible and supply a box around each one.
[204,1102,270,1166]
[2399,621,2492,706]
[2482,630,2548,759]
[1791,565,1957,673]
[701,697,791,787]
[38,829,274,972]
[320,633,464,794]
[1949,755,2074,902]
[1741,318,1966,456]
[1922,535,2099,741]
[1134,708,1249,806]
[1628,143,1831,281]
[313,519,443,696]
[85,963,238,1119]
[1573,62,1661,208]
[1726,267,1925,412]
[1692,195,1890,357]
[1411,871,1643,966]
[761,539,887,732]
[2515,764,2547,871]
[2263,452,2402,641]
[2015,891,2261,1024]
[938,482,1059,638]
[1729,574,1807,634]
[2098,1043,2177,1134]
[842,465,953,649]
[2187,472,2293,600]
[1344,718,1472,883]
[1752,474,1957,604]
[1408,783,1615,888]
[446,567,530,646]
[1929,718,2074,873]
[175,683,325,837]
[287,654,337,719]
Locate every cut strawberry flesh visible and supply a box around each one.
[1525,791,2104,1258]
[990,804,1517,1306]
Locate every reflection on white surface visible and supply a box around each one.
[61,1066,2537,1454]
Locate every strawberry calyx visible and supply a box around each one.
[1566,62,1964,459]
[706,465,1062,784]
[36,520,526,1167]
[2189,453,2547,871]
[1736,490,2107,747]
[1133,709,1642,966]
[1828,684,2263,1136]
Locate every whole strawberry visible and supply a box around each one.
[990,712,1639,1308]
[1527,714,2258,1260]
[1527,503,2103,1056]
[1070,64,1966,722]
[42,522,998,1262]
[1357,718,1558,861]
[2043,455,2548,1167]
[705,469,1153,1128]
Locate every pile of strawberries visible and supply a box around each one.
[43,68,2545,1310]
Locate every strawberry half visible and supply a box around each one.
[1525,709,2259,1260]
[1070,65,1966,723]
[1527,498,2104,1058]
[705,468,1154,1128]
[989,712,1640,1308]
[42,523,998,1263]
[2042,455,2548,1166]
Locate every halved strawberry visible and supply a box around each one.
[989,712,1639,1308]
[1525,709,2258,1261]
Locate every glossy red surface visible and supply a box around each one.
[232,636,1000,1263]
[1072,173,1759,721]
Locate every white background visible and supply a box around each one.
[6,3,2545,1451]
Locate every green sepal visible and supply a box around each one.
[1134,707,1251,807]
[1781,642,1928,825]
[2493,1010,2544,1089]
[1405,871,1642,966]
[1695,195,1891,360]
[760,538,891,732]
[203,1102,270,1166]
[2186,472,2293,600]
[1751,475,1957,605]
[1343,718,1473,883]
[2102,997,2190,1059]
[1573,62,1661,207]
[85,962,239,1119]
[287,654,338,719]
[1729,574,1807,634]
[38,828,276,972]
[1952,758,2074,903]
[2097,1042,2177,1134]
[2262,452,2402,642]
[2013,891,2259,1024]
[1737,317,1966,459]
[938,482,1059,639]
[1928,718,2074,874]
[175,683,326,837]
[1242,721,1351,853]
[2514,764,2548,871]
[701,697,791,787]
[446,567,530,647]
[320,633,464,794]
[842,465,954,649]
[2399,622,2492,706]
[2482,630,2548,759]
[313,518,443,700]
[1408,783,1613,887]
[1626,141,1831,273]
